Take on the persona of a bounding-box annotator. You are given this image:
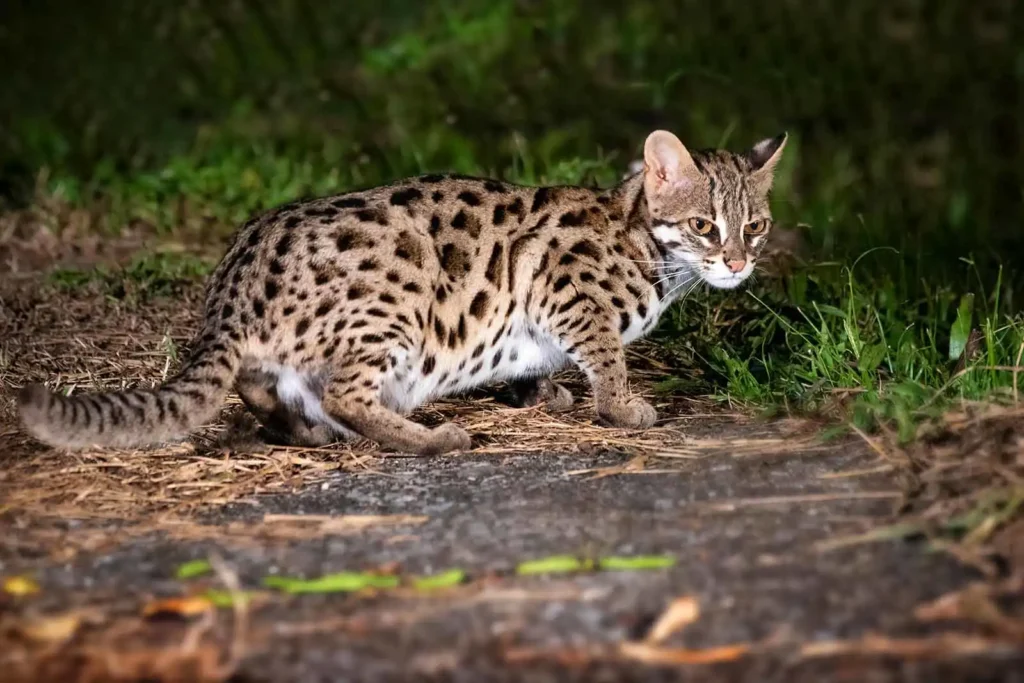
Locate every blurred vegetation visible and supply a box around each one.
[2,0,1022,432]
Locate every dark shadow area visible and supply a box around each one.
[1,0,1021,286]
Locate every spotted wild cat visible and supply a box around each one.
[19,129,787,455]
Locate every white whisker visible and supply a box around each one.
[662,274,699,303]
[676,276,704,302]
[654,267,693,288]
[624,257,678,267]
[652,268,688,287]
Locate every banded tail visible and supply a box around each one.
[18,339,240,450]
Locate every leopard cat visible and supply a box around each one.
[18,129,786,455]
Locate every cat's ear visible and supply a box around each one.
[747,133,787,179]
[643,130,699,194]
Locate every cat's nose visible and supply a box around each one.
[725,258,746,274]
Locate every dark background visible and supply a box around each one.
[2,0,1020,289]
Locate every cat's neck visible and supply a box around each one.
[604,173,693,303]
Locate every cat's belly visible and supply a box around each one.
[380,326,569,413]
[489,329,569,383]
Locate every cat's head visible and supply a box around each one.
[641,130,787,290]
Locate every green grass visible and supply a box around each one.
[654,261,1024,442]
[31,134,1024,441]
[5,0,1022,439]
[48,251,215,303]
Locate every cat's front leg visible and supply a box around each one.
[558,326,655,429]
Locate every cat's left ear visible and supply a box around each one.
[643,130,700,197]
[747,133,787,183]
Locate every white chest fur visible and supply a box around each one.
[621,287,664,344]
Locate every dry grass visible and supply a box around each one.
[901,403,1024,519]
[0,269,835,563]
[3,241,1020,561]
[1,594,241,683]
[0,371,823,561]
[861,403,1024,576]
[5,567,1020,683]
[3,241,1023,678]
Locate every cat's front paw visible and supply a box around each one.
[597,396,657,429]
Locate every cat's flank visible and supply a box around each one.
[19,129,786,455]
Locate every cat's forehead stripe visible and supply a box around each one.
[696,151,759,230]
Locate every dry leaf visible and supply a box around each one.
[3,575,41,596]
[620,641,750,665]
[800,633,1010,659]
[645,596,701,644]
[374,561,402,576]
[915,584,1024,640]
[17,611,83,644]
[503,640,750,667]
[914,588,971,623]
[142,595,214,619]
[502,645,606,666]
[568,454,650,479]
[261,513,428,533]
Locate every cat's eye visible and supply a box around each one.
[687,217,714,235]
[744,219,771,236]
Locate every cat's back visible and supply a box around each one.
[214,174,535,275]
[205,173,608,305]
[198,175,557,357]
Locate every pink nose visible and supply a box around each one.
[725,259,746,274]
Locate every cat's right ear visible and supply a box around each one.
[748,132,787,173]
[643,130,698,195]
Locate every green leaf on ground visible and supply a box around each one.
[175,559,212,579]
[263,572,400,594]
[948,293,975,360]
[203,589,259,608]
[515,555,590,575]
[598,555,676,571]
[411,569,466,590]
[516,554,677,575]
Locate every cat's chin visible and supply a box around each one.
[702,274,748,290]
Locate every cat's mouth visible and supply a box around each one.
[702,269,750,290]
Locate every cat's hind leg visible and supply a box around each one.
[508,376,574,412]
[234,364,338,446]
[321,363,471,455]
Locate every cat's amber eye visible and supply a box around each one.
[687,217,714,235]
[744,219,771,236]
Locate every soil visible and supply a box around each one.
[1,236,1022,682]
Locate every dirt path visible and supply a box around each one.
[1,248,1021,682]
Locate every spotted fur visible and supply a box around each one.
[19,130,786,455]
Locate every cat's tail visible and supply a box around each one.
[18,335,241,450]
